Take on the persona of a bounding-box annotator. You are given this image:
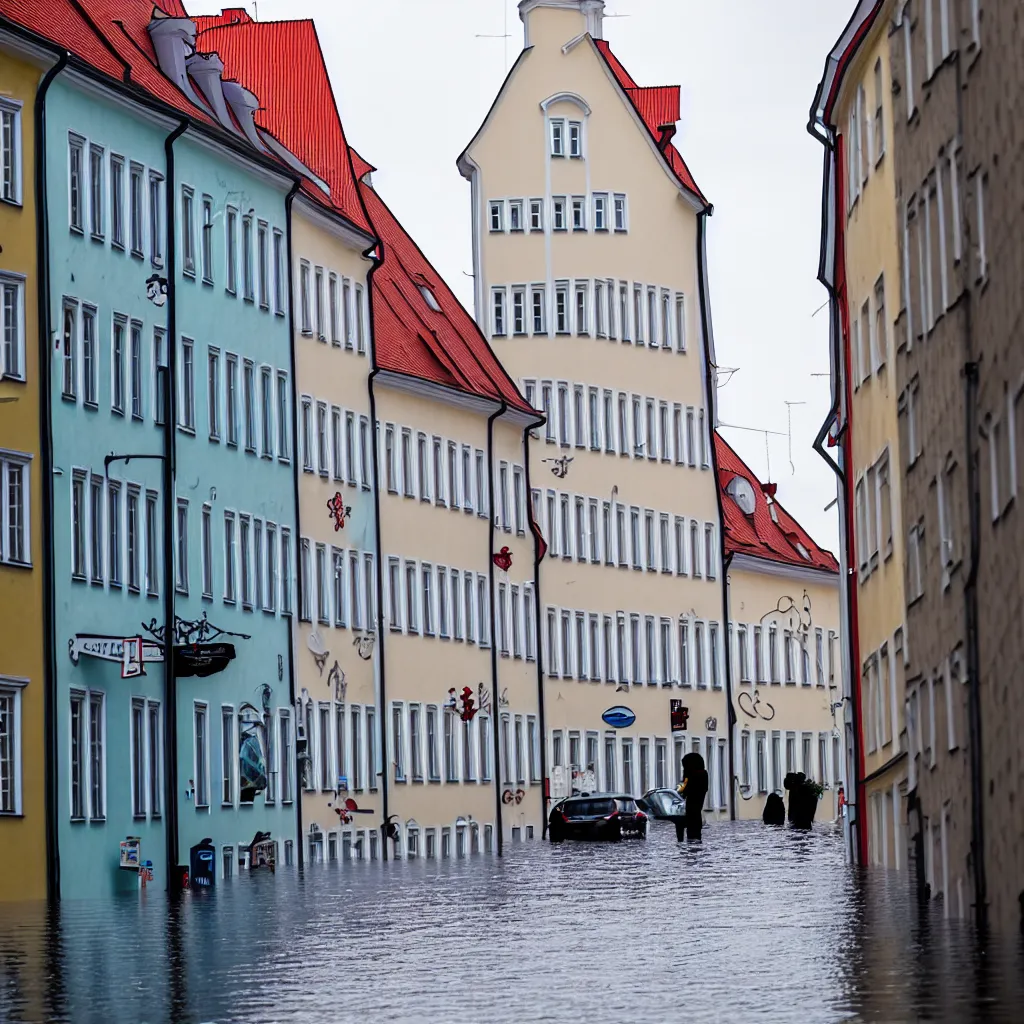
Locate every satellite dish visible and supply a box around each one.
[726,476,757,515]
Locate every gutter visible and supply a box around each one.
[162,116,189,890]
[695,204,735,818]
[282,176,302,865]
[34,48,69,902]
[486,401,508,855]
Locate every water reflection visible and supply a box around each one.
[1,822,1022,1023]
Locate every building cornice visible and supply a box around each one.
[293,193,377,253]
[0,26,60,67]
[373,370,538,428]
[730,552,840,587]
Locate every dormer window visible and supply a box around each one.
[418,284,441,312]
[489,201,504,232]
[550,119,565,157]
[569,121,582,158]
[795,541,812,561]
[726,476,757,516]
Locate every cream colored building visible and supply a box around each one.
[811,0,908,869]
[717,439,843,822]
[460,0,730,814]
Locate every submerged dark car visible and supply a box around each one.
[636,788,687,820]
[548,794,647,842]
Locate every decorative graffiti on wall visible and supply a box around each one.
[327,491,352,532]
[759,591,813,637]
[705,717,718,732]
[352,632,375,660]
[445,687,478,722]
[329,797,374,825]
[328,661,346,703]
[501,788,526,805]
[492,546,513,571]
[737,688,776,722]
[145,274,168,307]
[542,455,573,479]
[236,685,273,802]
[670,700,689,732]
[307,631,329,675]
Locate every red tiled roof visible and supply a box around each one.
[594,38,707,206]
[355,157,533,416]
[715,434,838,574]
[194,16,372,235]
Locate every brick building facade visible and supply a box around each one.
[891,0,1021,931]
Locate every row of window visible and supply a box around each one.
[298,541,375,632]
[192,702,298,810]
[533,486,718,579]
[300,398,371,490]
[0,453,30,568]
[66,133,287,311]
[905,645,964,792]
[846,53,887,212]
[492,279,685,351]
[488,192,628,235]
[862,626,909,758]
[309,822,504,863]
[544,606,724,690]
[737,728,842,794]
[297,261,367,352]
[523,378,710,467]
[854,445,895,583]
[851,274,888,389]
[733,621,838,688]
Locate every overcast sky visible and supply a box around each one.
[240,0,851,553]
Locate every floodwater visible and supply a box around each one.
[1,821,1023,1023]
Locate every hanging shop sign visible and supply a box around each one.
[670,700,689,732]
[602,706,636,729]
[190,839,216,889]
[492,546,513,571]
[119,837,142,871]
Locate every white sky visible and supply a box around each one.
[238,0,851,553]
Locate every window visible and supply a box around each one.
[174,499,189,595]
[88,145,104,238]
[492,288,506,336]
[129,162,144,256]
[68,135,84,232]
[568,121,582,157]
[206,347,221,440]
[260,367,273,457]
[107,481,121,588]
[225,206,238,294]
[509,199,523,232]
[201,196,214,284]
[224,354,238,446]
[316,402,329,477]
[70,691,105,820]
[1,275,26,383]
[0,101,22,205]
[593,193,607,231]
[489,201,504,232]
[148,172,163,266]
[110,315,125,414]
[532,286,546,334]
[512,287,527,335]
[550,119,564,157]
[529,199,543,231]
[552,196,566,231]
[613,194,626,231]
[88,475,103,584]
[445,711,457,782]
[313,265,324,337]
[257,221,269,309]
[80,305,96,407]
[873,58,885,162]
[571,196,586,231]
[181,186,196,275]
[179,337,195,432]
[145,491,159,597]
[0,454,29,567]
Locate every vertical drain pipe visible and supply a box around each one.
[487,401,507,855]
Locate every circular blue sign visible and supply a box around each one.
[602,706,636,729]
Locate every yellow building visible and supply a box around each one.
[716,439,843,822]
[461,0,730,812]
[0,31,48,901]
[811,0,908,867]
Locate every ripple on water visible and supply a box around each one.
[1,821,1023,1024]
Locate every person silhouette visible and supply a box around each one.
[762,792,785,825]
[674,752,709,841]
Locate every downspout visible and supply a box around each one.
[720,551,737,820]
[34,50,69,902]
[954,49,986,933]
[163,116,188,891]
[363,254,388,861]
[522,422,548,837]
[695,204,735,820]
[282,178,302,864]
[487,401,507,855]
[808,134,865,867]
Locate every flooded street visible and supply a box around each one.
[2,821,1023,1023]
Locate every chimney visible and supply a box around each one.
[222,80,269,153]
[186,51,240,137]
[519,0,604,48]
[147,12,208,112]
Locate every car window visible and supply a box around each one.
[651,791,684,815]
[615,798,638,813]
[566,798,615,816]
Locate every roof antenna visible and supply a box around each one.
[476,0,511,70]
[784,401,806,476]
[251,2,257,20]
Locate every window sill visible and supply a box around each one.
[0,558,33,570]
[177,426,196,437]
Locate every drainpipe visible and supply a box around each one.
[486,401,507,854]
[282,178,302,864]
[522,422,548,837]
[695,203,735,821]
[954,49,987,934]
[361,248,387,860]
[720,551,737,820]
[34,49,69,902]
[162,117,188,891]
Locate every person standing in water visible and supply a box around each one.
[675,752,709,841]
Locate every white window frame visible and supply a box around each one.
[0,272,26,383]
